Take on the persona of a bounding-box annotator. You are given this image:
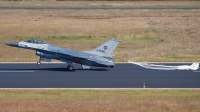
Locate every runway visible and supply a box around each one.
[0,63,199,88]
[0,6,199,10]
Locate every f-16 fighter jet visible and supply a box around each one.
[6,38,121,71]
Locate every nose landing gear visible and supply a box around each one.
[37,61,41,65]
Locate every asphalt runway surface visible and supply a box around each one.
[0,6,200,10]
[0,63,199,88]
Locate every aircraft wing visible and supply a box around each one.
[69,54,88,60]
[62,51,90,60]
[37,48,90,61]
[58,50,101,63]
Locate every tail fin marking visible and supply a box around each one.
[84,39,121,59]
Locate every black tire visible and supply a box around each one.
[69,66,74,71]
[37,61,41,65]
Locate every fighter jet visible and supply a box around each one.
[6,38,121,71]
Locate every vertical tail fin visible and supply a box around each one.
[84,39,121,59]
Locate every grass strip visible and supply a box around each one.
[0,89,199,100]
[0,89,200,112]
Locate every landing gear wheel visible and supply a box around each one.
[37,61,41,65]
[69,66,74,71]
[67,65,74,71]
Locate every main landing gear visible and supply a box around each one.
[37,61,41,65]
[67,63,74,71]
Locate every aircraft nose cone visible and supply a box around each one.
[6,42,19,47]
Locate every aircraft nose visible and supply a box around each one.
[6,42,19,47]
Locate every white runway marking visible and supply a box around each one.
[0,71,34,73]
[193,71,200,72]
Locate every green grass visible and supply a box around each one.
[0,89,199,100]
[0,9,200,62]
[0,89,200,111]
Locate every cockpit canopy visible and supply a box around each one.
[25,38,46,44]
